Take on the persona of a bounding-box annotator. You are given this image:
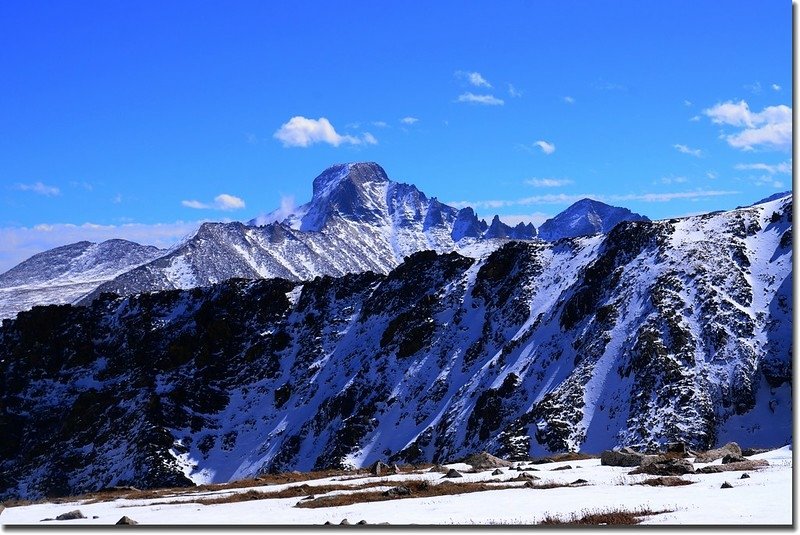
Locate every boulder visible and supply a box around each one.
[666,442,686,454]
[551,465,573,471]
[491,469,504,476]
[630,457,695,476]
[56,510,86,521]
[600,449,645,467]
[340,519,351,525]
[357,520,368,525]
[116,516,138,525]
[570,479,589,485]
[442,469,463,478]
[389,464,401,474]
[740,473,751,479]
[694,442,742,463]
[742,447,770,457]
[370,461,390,476]
[721,453,747,464]
[463,451,512,470]
[721,482,733,489]
[696,460,768,474]
[513,472,539,481]
[523,481,538,488]
[383,485,411,497]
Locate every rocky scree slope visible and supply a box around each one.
[0,194,791,500]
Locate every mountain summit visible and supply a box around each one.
[537,198,649,241]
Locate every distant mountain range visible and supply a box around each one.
[0,162,648,320]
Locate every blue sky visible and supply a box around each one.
[0,1,792,271]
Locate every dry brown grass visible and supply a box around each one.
[637,476,693,487]
[539,507,671,525]
[295,479,521,509]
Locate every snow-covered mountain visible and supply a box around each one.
[0,240,164,320]
[79,162,534,303]
[537,198,649,241]
[0,193,791,500]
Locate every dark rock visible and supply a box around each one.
[93,516,99,519]
[463,451,512,470]
[529,457,555,465]
[630,457,695,476]
[523,480,537,488]
[721,482,733,489]
[722,453,747,464]
[442,469,463,478]
[740,473,751,479]
[601,449,645,467]
[571,479,588,485]
[302,495,315,500]
[513,472,539,481]
[55,510,86,521]
[389,464,401,474]
[742,448,770,457]
[357,520,368,525]
[491,469,504,476]
[666,442,686,454]
[694,442,742,463]
[696,460,768,473]
[551,465,573,471]
[382,485,411,497]
[340,519,351,525]
[116,516,138,525]
[324,521,332,525]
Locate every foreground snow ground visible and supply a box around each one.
[1,446,791,526]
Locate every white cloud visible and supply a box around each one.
[372,121,389,128]
[496,212,552,227]
[0,220,204,274]
[674,144,702,157]
[400,117,419,125]
[253,195,297,226]
[13,182,61,196]
[689,115,701,122]
[563,96,575,104]
[508,84,523,98]
[706,171,718,180]
[753,176,785,189]
[456,70,492,88]
[744,81,762,94]
[534,140,556,155]
[273,116,375,147]
[703,100,791,151]
[659,176,688,185]
[456,93,504,106]
[772,84,782,91]
[734,161,791,174]
[684,100,692,107]
[182,193,246,211]
[525,177,573,187]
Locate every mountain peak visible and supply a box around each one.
[311,162,389,200]
[538,198,649,241]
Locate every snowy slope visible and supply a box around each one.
[0,193,791,500]
[0,239,164,320]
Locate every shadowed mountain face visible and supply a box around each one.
[537,198,649,241]
[0,193,791,500]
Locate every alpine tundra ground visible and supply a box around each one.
[1,446,790,526]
